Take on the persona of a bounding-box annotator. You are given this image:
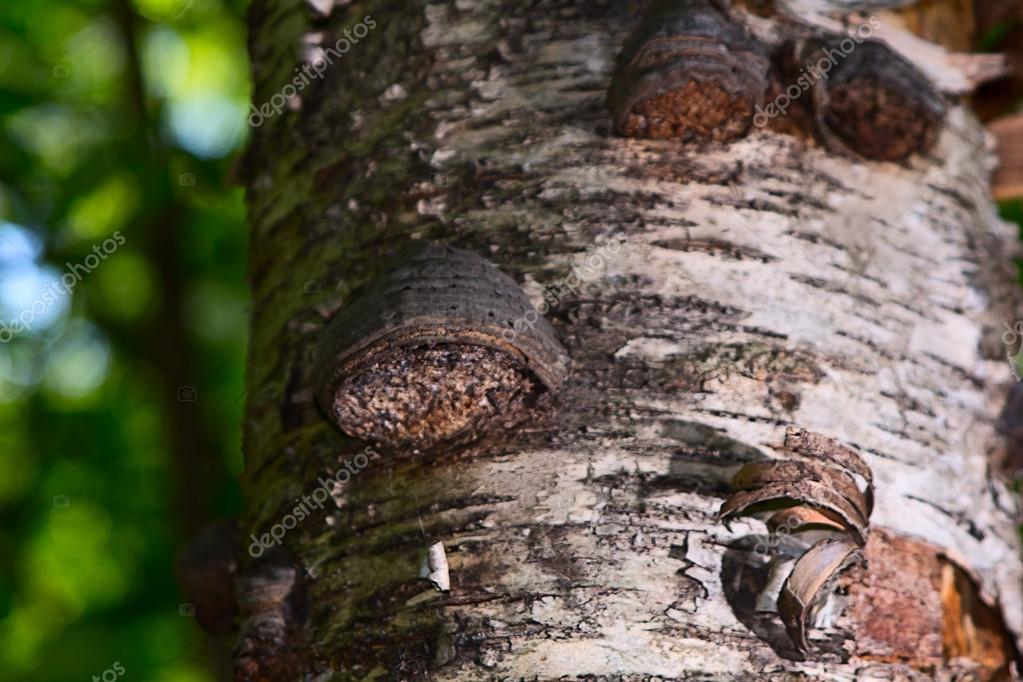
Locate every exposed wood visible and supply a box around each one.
[991,114,1023,199]
[842,528,1018,678]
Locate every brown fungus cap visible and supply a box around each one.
[607,0,770,142]
[809,39,946,162]
[313,242,568,450]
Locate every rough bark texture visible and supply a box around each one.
[241,0,1023,679]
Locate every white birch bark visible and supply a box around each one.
[239,0,1023,678]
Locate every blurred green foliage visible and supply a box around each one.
[0,0,249,679]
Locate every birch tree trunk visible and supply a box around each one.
[238,0,1023,678]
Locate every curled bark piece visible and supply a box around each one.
[778,537,862,652]
[731,459,869,521]
[314,242,569,450]
[767,505,847,535]
[782,427,873,512]
[946,53,1009,92]
[420,541,450,592]
[808,40,946,162]
[607,0,769,142]
[719,480,869,545]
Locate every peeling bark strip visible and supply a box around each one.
[607,0,769,140]
[778,536,862,652]
[720,429,874,547]
[720,428,875,653]
[781,426,874,514]
[420,541,450,592]
[720,478,870,545]
[809,40,946,161]
[313,242,567,450]
[766,505,846,534]
[781,427,873,491]
[731,459,867,520]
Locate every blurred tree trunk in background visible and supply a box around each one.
[239,0,1023,678]
[113,0,223,539]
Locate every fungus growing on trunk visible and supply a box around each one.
[313,242,568,451]
[607,0,769,142]
[808,40,946,162]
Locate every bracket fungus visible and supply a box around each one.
[607,0,770,142]
[313,242,568,451]
[718,426,875,653]
[807,40,946,162]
